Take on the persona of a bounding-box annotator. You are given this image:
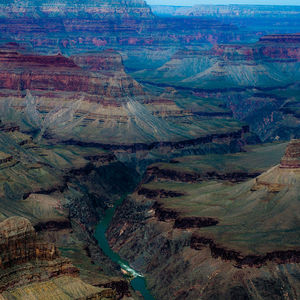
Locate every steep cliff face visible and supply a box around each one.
[0,49,143,100]
[280,139,300,168]
[107,140,300,299]
[0,216,114,299]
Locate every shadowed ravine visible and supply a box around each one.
[95,196,155,300]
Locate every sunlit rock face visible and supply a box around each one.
[280,139,300,169]
[0,216,114,299]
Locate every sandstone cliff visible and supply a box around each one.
[280,139,300,168]
[0,216,114,299]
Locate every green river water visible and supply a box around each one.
[94,197,154,300]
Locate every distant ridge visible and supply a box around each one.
[260,33,300,43]
[0,0,154,19]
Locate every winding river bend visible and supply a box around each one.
[95,197,154,300]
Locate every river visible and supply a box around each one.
[94,197,154,300]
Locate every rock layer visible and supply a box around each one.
[280,139,300,168]
[0,217,114,299]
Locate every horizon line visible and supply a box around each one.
[150,4,300,7]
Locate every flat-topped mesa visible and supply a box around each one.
[259,33,300,43]
[280,139,300,169]
[0,0,154,19]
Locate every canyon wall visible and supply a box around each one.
[0,216,115,299]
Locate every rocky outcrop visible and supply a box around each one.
[72,50,125,72]
[0,122,19,133]
[107,192,300,299]
[280,139,300,168]
[212,42,300,61]
[0,122,140,298]
[1,276,116,299]
[139,39,300,91]
[0,153,13,165]
[0,48,253,148]
[0,50,143,100]
[0,216,114,299]
[63,127,250,153]
[0,217,61,269]
[135,36,299,142]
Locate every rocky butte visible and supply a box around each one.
[280,139,300,169]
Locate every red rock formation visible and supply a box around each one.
[0,51,78,68]
[0,50,144,102]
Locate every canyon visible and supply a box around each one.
[0,0,298,299]
[0,46,256,161]
[0,119,142,299]
[132,37,300,142]
[107,140,300,299]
